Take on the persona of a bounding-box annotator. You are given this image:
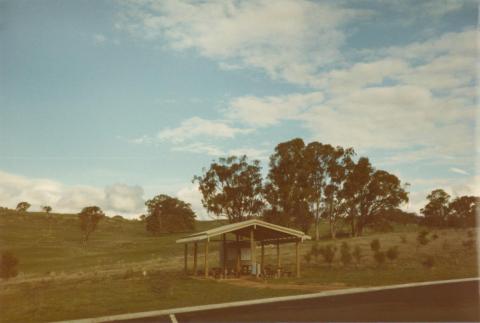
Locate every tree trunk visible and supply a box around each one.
[329,201,336,239]
[350,214,355,237]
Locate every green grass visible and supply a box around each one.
[0,210,478,322]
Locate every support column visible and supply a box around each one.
[184,243,188,274]
[222,234,227,278]
[250,229,256,276]
[236,234,241,276]
[204,239,209,278]
[296,240,301,278]
[276,239,281,277]
[260,242,265,276]
[193,242,198,276]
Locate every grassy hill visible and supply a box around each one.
[0,210,478,322]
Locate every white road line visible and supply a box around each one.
[51,277,479,323]
[169,313,178,323]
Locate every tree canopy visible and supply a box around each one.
[16,202,31,213]
[78,206,105,246]
[145,194,196,234]
[194,155,264,223]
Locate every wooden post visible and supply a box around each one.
[250,229,256,276]
[204,239,209,278]
[193,242,198,276]
[236,234,241,275]
[184,243,188,274]
[222,234,227,278]
[296,240,301,278]
[276,240,281,269]
[261,241,265,276]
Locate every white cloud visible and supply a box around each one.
[157,117,253,143]
[450,167,469,175]
[227,92,324,127]
[117,0,370,85]
[176,184,210,220]
[0,170,145,218]
[173,142,268,160]
[93,33,107,44]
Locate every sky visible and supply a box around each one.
[0,0,478,219]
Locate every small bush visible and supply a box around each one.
[442,240,450,250]
[319,244,337,265]
[123,268,136,279]
[370,239,381,252]
[353,245,362,264]
[400,235,407,243]
[340,242,352,266]
[386,246,399,261]
[0,251,19,280]
[373,251,386,266]
[417,230,429,246]
[304,253,311,264]
[462,239,475,250]
[421,255,435,269]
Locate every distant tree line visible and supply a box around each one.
[421,189,477,228]
[195,138,410,239]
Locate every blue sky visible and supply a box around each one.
[0,0,477,218]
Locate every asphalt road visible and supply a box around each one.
[113,279,479,322]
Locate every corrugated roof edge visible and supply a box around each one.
[176,219,311,244]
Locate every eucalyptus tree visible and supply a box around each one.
[344,157,409,236]
[420,189,450,227]
[78,206,105,247]
[194,155,264,223]
[145,194,195,234]
[264,138,312,232]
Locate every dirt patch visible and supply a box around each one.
[217,278,347,292]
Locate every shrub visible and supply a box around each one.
[400,235,407,243]
[432,233,438,240]
[370,239,381,252]
[304,253,311,264]
[0,251,19,280]
[353,245,362,264]
[417,230,429,246]
[319,244,336,265]
[421,255,435,269]
[373,251,386,266]
[386,246,399,261]
[311,243,320,263]
[340,242,352,266]
[462,239,475,250]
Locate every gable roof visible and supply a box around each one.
[176,219,311,244]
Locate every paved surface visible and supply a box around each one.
[111,279,479,322]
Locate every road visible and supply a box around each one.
[111,279,479,322]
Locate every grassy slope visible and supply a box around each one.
[0,210,478,322]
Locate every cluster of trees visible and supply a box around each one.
[421,189,478,228]
[144,194,196,234]
[195,138,410,239]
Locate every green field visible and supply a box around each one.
[0,210,478,323]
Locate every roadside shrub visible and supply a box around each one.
[400,235,407,243]
[462,239,475,250]
[340,242,351,266]
[353,245,362,264]
[123,268,136,279]
[442,240,450,250]
[304,253,311,264]
[386,246,399,261]
[370,239,381,252]
[373,251,386,266]
[319,244,337,266]
[421,255,435,269]
[417,230,429,246]
[0,251,19,280]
